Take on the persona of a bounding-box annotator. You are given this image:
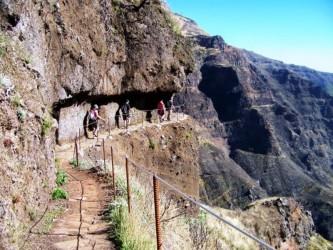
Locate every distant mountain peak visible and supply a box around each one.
[172,13,209,37]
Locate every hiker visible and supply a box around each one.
[165,99,174,121]
[121,99,131,129]
[157,100,165,122]
[115,108,120,129]
[88,104,104,137]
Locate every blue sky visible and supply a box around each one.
[166,0,333,73]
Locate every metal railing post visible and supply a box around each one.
[75,136,79,167]
[111,146,116,199]
[78,128,81,148]
[103,139,106,174]
[153,175,162,250]
[73,137,76,159]
[125,156,131,213]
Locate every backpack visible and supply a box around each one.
[89,110,96,120]
[121,104,129,114]
[165,100,172,109]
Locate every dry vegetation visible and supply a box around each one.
[107,163,261,250]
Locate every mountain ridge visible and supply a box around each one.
[173,12,333,241]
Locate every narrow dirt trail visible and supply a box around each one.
[24,149,115,250]
[24,114,188,249]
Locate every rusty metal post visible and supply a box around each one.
[73,136,76,159]
[78,129,81,148]
[103,139,106,174]
[153,175,162,250]
[125,156,131,213]
[75,137,79,167]
[111,147,116,199]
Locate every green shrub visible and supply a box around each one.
[23,57,31,64]
[38,207,63,233]
[173,43,180,52]
[55,170,67,186]
[148,139,155,149]
[54,157,60,167]
[51,188,67,199]
[69,159,88,168]
[41,115,52,137]
[70,159,78,166]
[185,133,191,139]
[17,107,26,122]
[28,209,37,221]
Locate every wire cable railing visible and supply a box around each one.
[127,158,275,250]
[71,113,275,250]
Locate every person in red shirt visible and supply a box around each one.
[88,104,104,137]
[157,100,165,122]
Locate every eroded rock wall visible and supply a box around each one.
[0,0,193,248]
[82,118,200,199]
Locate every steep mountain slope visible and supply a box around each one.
[174,14,333,241]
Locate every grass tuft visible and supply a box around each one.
[55,170,67,186]
[17,107,26,122]
[148,139,155,149]
[37,206,63,233]
[108,196,156,249]
[28,209,37,222]
[51,187,67,199]
[41,115,52,137]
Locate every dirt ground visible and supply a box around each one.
[22,114,193,249]
[23,143,115,250]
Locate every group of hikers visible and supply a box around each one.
[87,99,174,137]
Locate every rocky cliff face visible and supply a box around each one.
[245,197,315,250]
[0,1,192,248]
[174,14,333,242]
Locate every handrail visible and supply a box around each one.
[72,107,275,250]
[127,158,275,250]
